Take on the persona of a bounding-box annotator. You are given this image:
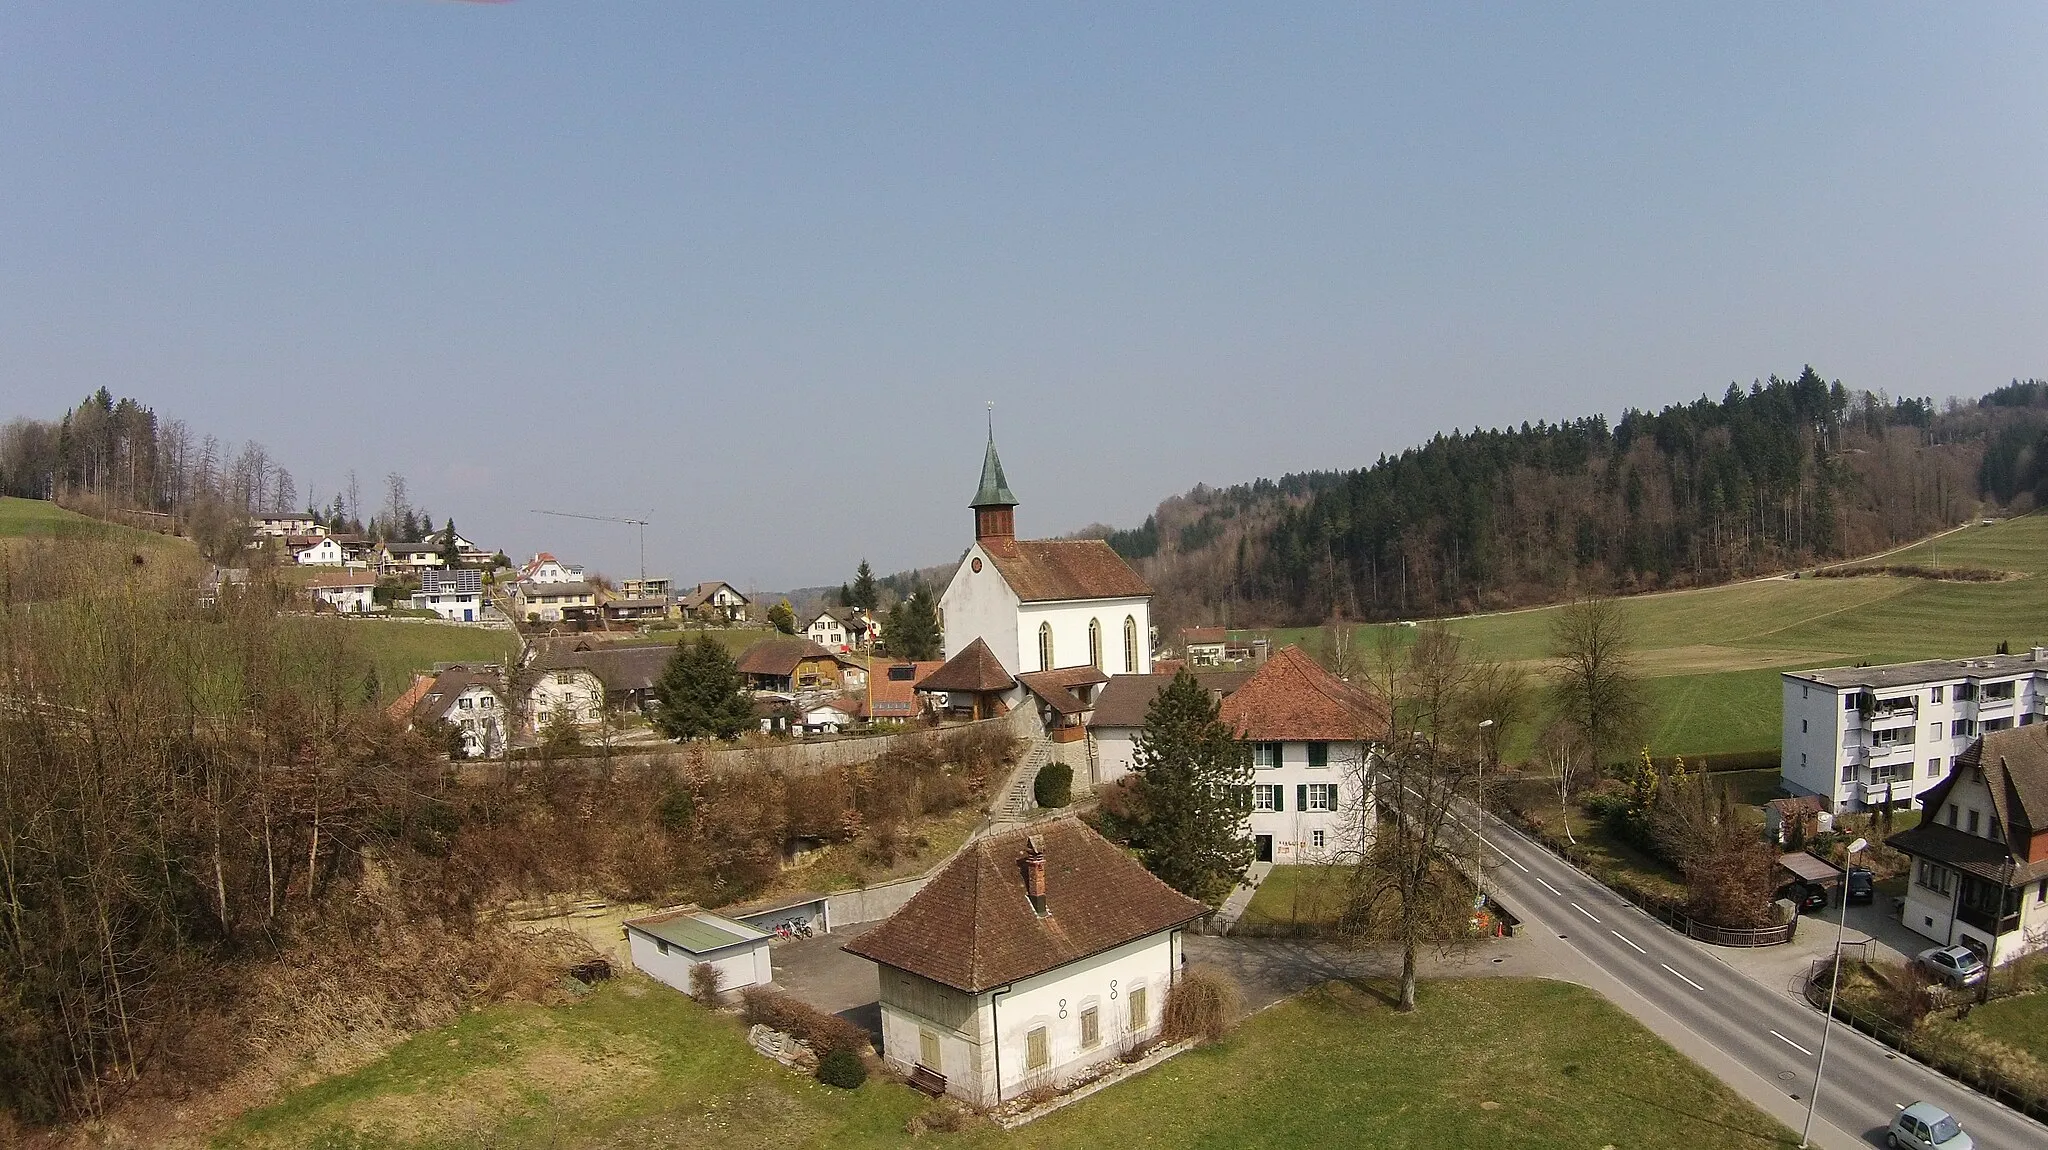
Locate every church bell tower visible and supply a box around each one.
[970,432,1018,544]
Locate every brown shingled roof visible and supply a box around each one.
[981,538,1151,603]
[916,638,1015,693]
[1218,646,1389,742]
[1086,669,1255,729]
[735,635,836,677]
[842,818,1209,993]
[1016,665,1109,716]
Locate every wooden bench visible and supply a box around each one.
[908,1064,948,1097]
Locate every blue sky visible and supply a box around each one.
[3,3,2043,589]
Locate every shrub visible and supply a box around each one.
[906,1100,978,1135]
[1034,762,1073,809]
[740,986,867,1054]
[817,1047,867,1089]
[689,961,723,1001]
[1161,966,1241,1043]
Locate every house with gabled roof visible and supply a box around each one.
[937,433,1153,698]
[1889,723,2048,966]
[916,637,1017,721]
[390,665,506,757]
[1218,646,1387,865]
[843,817,1207,1106]
[303,567,379,614]
[736,635,864,695]
[681,581,750,623]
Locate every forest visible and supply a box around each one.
[1111,368,2048,627]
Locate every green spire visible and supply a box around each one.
[972,432,1019,508]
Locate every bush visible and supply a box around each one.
[817,1046,868,1089]
[689,961,723,1001]
[906,1100,978,1135]
[1161,966,1240,1043]
[1034,762,1073,809]
[740,986,867,1055]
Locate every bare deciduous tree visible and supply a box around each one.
[1548,596,1644,771]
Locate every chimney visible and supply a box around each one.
[2033,646,2046,664]
[1021,835,1048,917]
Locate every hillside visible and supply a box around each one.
[1111,371,2048,630]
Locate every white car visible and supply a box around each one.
[1888,1101,1972,1149]
[1914,945,1986,989]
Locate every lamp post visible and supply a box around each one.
[1475,718,1496,902]
[1801,835,1868,1149]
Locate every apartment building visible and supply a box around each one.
[1781,648,2048,812]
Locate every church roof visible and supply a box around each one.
[917,638,1016,693]
[981,538,1151,603]
[842,817,1208,993]
[971,434,1019,508]
[1219,646,1389,742]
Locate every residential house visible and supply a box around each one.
[381,541,448,574]
[254,514,324,539]
[1181,627,1227,667]
[531,642,673,714]
[797,697,859,736]
[937,434,1153,701]
[619,576,673,601]
[681,581,751,623]
[1217,647,1386,865]
[1086,668,1254,789]
[304,568,379,614]
[291,536,348,567]
[520,553,587,584]
[197,565,250,609]
[529,665,606,732]
[736,636,862,695]
[625,908,774,999]
[864,660,946,725]
[806,606,879,653]
[844,818,1208,1107]
[513,578,601,624]
[602,596,671,625]
[1889,723,2048,967]
[413,568,484,622]
[390,666,506,757]
[1781,649,2048,813]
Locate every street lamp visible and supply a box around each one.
[1475,718,1497,902]
[1801,835,1868,1149]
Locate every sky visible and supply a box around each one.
[2,4,2044,591]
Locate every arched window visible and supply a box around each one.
[1038,622,1054,671]
[1123,616,1139,673]
[1088,619,1103,669]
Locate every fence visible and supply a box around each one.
[1801,957,2048,1122]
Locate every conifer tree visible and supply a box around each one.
[653,635,754,741]
[437,519,461,569]
[850,559,878,611]
[1130,669,1253,904]
[884,583,941,660]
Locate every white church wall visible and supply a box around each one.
[939,544,1023,672]
[1017,597,1151,676]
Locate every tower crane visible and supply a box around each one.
[529,509,652,584]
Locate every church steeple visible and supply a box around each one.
[971,426,1018,543]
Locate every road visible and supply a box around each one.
[1457,803,2046,1149]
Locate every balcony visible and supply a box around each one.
[1957,905,2021,936]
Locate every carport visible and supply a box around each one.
[1776,852,1842,888]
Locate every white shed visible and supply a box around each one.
[623,908,774,998]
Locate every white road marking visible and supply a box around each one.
[1611,931,1647,955]
[1500,849,1530,872]
[1661,964,1705,991]
[1536,876,1562,895]
[1570,902,1600,923]
[1770,1030,1815,1057]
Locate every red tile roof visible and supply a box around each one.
[1086,668,1256,729]
[1016,665,1110,716]
[980,538,1151,603]
[1217,646,1389,742]
[916,638,1016,693]
[863,660,946,718]
[842,818,1209,993]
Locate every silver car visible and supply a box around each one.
[1915,944,1986,989]
[1888,1100,1972,1149]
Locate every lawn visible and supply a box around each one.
[307,618,521,695]
[1250,514,2048,759]
[214,977,1795,1149]
[1240,864,1349,931]
[0,494,185,548]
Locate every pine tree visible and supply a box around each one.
[653,635,754,741]
[885,583,941,660]
[850,560,878,611]
[438,519,461,569]
[1130,670,1254,904]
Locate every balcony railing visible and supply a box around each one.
[1957,905,2021,936]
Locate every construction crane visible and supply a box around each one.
[530,509,652,584]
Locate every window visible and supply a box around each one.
[1312,829,1325,848]
[1958,683,1979,702]
[1304,783,1338,811]
[655,938,670,956]
[1038,623,1054,672]
[1991,816,2003,841]
[1080,1006,1100,1048]
[481,696,494,709]
[1123,616,1138,673]
[555,672,576,684]
[1931,685,1944,704]
[1089,619,1103,669]
[1984,717,2014,733]
[1801,719,1807,733]
[1025,1026,1049,1070]
[1967,809,1980,834]
[2037,879,2046,905]
[1985,681,2017,700]
[1253,742,1280,769]
[1253,784,1282,812]
[1128,987,1148,1031]
[1929,759,1941,779]
[1840,762,1856,784]
[1802,684,1809,699]
[459,696,473,710]
[1952,719,1977,738]
[1930,723,1941,742]
[1307,742,1329,769]
[1917,861,1954,896]
[1844,696,1857,711]
[1947,804,1958,827]
[919,1029,941,1070]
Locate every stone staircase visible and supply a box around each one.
[989,735,1054,825]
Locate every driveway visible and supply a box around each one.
[1698,896,1927,999]
[769,921,883,1039]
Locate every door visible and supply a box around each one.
[1255,835,1273,863]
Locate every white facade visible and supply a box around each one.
[425,684,505,757]
[415,588,482,622]
[309,579,377,614]
[531,668,605,730]
[1091,732,1371,865]
[875,930,1183,1107]
[939,541,1151,679]
[524,556,584,584]
[256,515,322,539]
[625,920,774,999]
[515,581,597,622]
[1782,653,2048,813]
[293,537,347,566]
[1899,768,2048,966]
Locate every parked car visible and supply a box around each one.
[1844,867,1876,905]
[1775,880,1829,914]
[1914,945,1986,989]
[1887,1100,1972,1149]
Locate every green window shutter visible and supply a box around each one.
[1271,785,1282,812]
[1298,784,1308,811]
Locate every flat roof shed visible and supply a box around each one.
[1777,852,1842,885]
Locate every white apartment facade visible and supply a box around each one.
[1781,649,2048,813]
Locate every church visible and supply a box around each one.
[917,433,1153,721]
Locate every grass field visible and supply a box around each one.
[311,618,521,694]
[1252,514,2048,758]
[0,495,184,547]
[214,976,1794,1150]
[1955,987,2048,1067]
[1240,864,1349,930]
